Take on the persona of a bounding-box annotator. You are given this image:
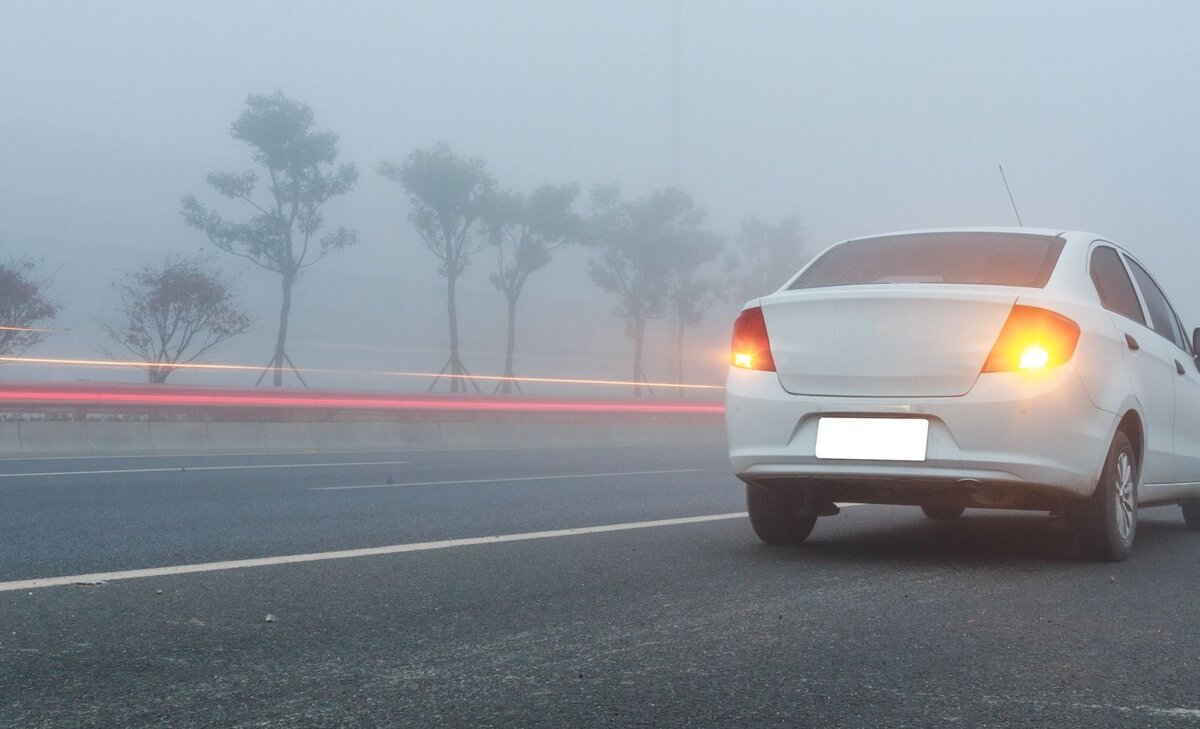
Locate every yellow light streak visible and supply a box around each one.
[0,356,726,390]
[0,325,59,333]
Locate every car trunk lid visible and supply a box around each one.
[761,286,1019,397]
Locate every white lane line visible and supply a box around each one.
[0,512,749,592]
[0,460,411,479]
[1071,703,1200,719]
[310,468,706,491]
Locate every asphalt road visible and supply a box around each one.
[3,443,1200,727]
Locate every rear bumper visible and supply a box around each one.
[726,365,1118,506]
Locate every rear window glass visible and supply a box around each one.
[789,232,1065,290]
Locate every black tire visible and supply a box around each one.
[1073,431,1138,562]
[921,504,965,520]
[746,484,818,545]
[1182,500,1200,530]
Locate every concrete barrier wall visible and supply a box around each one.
[18,422,92,456]
[0,423,24,456]
[397,423,447,450]
[439,422,517,449]
[207,422,312,453]
[0,417,725,458]
[148,423,211,454]
[87,422,155,455]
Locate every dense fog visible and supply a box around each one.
[2,1,1199,393]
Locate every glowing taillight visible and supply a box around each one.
[982,305,1080,373]
[731,306,775,371]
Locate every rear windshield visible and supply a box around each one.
[789,232,1065,290]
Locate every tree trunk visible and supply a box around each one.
[273,271,294,387]
[632,316,646,398]
[446,271,461,392]
[500,295,518,394]
[675,314,686,399]
[149,367,168,384]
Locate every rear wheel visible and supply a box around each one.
[921,504,965,520]
[1073,431,1138,562]
[1182,500,1200,529]
[746,484,818,545]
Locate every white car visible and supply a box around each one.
[726,227,1200,560]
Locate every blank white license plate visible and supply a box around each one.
[814,417,929,461]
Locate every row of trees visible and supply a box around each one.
[2,91,809,394]
[374,146,807,396]
[0,255,249,384]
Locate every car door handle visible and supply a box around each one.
[1125,334,1139,351]
[1177,360,1187,376]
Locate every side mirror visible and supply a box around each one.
[1193,327,1200,358]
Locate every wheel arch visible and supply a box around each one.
[1115,408,1145,472]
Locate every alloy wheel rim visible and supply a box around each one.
[1114,451,1136,544]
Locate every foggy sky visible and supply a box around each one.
[3,0,1199,390]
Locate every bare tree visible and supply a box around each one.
[586,186,709,396]
[0,258,57,358]
[483,183,580,393]
[182,90,357,386]
[378,143,495,392]
[99,257,250,383]
[724,216,808,304]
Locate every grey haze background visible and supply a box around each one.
[2,0,1199,390]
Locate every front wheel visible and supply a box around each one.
[746,484,818,545]
[1073,431,1138,562]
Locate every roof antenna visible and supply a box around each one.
[998,164,1023,226]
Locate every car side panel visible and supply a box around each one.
[1171,360,1200,486]
[1039,241,1175,486]
[1111,316,1177,484]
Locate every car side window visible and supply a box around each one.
[1089,246,1145,325]
[1173,310,1193,356]
[1126,257,1187,350]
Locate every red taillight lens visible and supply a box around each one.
[731,306,775,371]
[982,305,1080,373]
